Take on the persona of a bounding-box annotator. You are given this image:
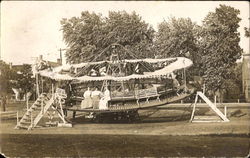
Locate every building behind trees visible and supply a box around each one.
[242,53,250,102]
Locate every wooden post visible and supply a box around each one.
[214,95,217,107]
[190,93,198,122]
[26,95,29,111]
[52,83,54,95]
[30,111,33,128]
[41,77,44,93]
[41,98,44,114]
[16,111,19,126]
[202,83,205,94]
[36,73,40,97]
[183,64,187,93]
[224,106,227,117]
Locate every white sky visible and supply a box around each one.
[1,1,249,65]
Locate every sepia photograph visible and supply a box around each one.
[0,0,249,157]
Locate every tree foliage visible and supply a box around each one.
[61,6,243,94]
[11,64,34,94]
[199,4,242,91]
[155,17,200,58]
[155,17,202,79]
[61,11,155,64]
[0,61,34,97]
[0,60,13,96]
[244,27,250,37]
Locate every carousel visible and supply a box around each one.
[32,43,195,122]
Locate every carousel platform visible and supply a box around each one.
[65,90,193,114]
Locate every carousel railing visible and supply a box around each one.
[135,87,160,101]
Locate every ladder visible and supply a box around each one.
[190,91,229,122]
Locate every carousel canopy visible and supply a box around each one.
[37,57,193,82]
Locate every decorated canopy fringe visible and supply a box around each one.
[38,57,193,82]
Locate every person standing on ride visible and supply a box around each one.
[91,87,103,109]
[99,87,111,109]
[81,87,92,109]
[104,87,111,101]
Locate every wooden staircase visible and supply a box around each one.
[190,91,229,122]
[15,93,55,130]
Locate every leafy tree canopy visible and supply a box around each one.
[200,4,242,91]
[0,61,34,97]
[155,17,200,58]
[61,11,155,64]
[155,17,202,79]
[61,6,243,94]
[0,60,13,96]
[244,27,250,37]
[11,64,34,94]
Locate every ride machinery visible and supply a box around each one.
[34,43,195,122]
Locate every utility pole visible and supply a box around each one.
[58,48,67,65]
[59,48,62,65]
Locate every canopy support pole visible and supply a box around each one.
[36,73,40,98]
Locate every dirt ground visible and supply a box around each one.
[0,102,249,136]
[0,101,249,157]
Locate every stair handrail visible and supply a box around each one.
[30,110,33,129]
[54,91,67,124]
[41,95,44,114]
[33,96,54,127]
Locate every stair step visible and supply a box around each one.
[34,103,41,106]
[23,118,31,121]
[192,120,223,123]
[193,116,220,120]
[25,112,31,115]
[20,121,31,125]
[24,112,39,117]
[17,125,29,129]
[23,115,31,119]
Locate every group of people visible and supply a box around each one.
[81,87,111,110]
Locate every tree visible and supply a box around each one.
[200,4,242,92]
[61,11,104,63]
[11,64,34,95]
[61,11,155,64]
[0,61,34,102]
[0,60,13,111]
[155,17,202,79]
[0,60,13,96]
[244,27,250,37]
[244,18,250,37]
[155,17,200,58]
[223,62,243,101]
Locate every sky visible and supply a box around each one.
[1,1,249,65]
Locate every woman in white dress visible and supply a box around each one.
[81,87,93,109]
[99,87,111,110]
[91,87,103,109]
